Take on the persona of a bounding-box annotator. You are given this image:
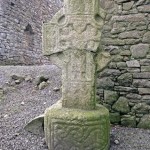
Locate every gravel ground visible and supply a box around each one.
[0,65,150,150]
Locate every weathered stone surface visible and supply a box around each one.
[44,105,110,150]
[125,39,141,45]
[121,115,136,127]
[120,50,131,56]
[114,86,138,93]
[111,27,126,34]
[101,38,125,46]
[112,55,124,62]
[110,112,121,124]
[42,0,110,149]
[126,60,140,68]
[140,59,150,66]
[148,24,150,30]
[130,44,149,59]
[111,14,146,22]
[108,62,117,69]
[117,73,133,86]
[141,66,150,72]
[34,76,49,86]
[132,103,150,114]
[137,5,150,13]
[99,69,121,77]
[97,78,114,90]
[138,115,150,129]
[38,81,47,90]
[126,93,142,100]
[0,0,62,65]
[43,0,110,110]
[133,72,150,79]
[104,90,119,105]
[96,52,111,72]
[25,115,44,136]
[11,74,24,82]
[127,68,140,73]
[142,95,150,101]
[100,0,115,10]
[143,31,150,44]
[123,1,134,10]
[138,88,150,95]
[118,31,144,39]
[112,97,130,114]
[117,62,127,69]
[135,0,147,6]
[133,79,150,88]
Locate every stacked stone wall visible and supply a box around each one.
[0,0,62,65]
[97,0,150,128]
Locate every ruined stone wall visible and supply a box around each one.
[0,0,62,65]
[97,0,150,128]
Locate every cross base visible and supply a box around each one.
[44,102,110,150]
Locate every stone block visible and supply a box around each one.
[137,5,150,13]
[142,31,150,44]
[120,50,131,56]
[133,72,150,79]
[110,112,121,124]
[44,105,110,150]
[140,59,150,66]
[117,73,133,86]
[127,68,140,73]
[97,77,114,90]
[132,103,150,114]
[104,90,119,105]
[112,55,124,62]
[112,97,130,114]
[138,115,150,129]
[117,62,127,69]
[130,44,149,59]
[111,14,146,22]
[141,66,150,72]
[121,115,136,127]
[123,1,134,10]
[114,86,138,93]
[126,93,142,100]
[125,39,140,45]
[138,88,150,95]
[148,24,150,30]
[126,60,140,68]
[118,31,144,39]
[99,69,121,77]
[101,38,125,46]
[133,79,150,88]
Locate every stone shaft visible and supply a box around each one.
[43,0,104,110]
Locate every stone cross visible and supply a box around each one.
[43,0,109,110]
[43,0,110,149]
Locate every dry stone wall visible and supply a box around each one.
[0,0,62,65]
[97,0,150,128]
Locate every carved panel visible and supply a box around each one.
[50,119,108,150]
[64,0,99,15]
[58,23,101,52]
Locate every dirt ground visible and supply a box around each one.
[0,66,150,150]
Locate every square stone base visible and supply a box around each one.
[44,102,110,150]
